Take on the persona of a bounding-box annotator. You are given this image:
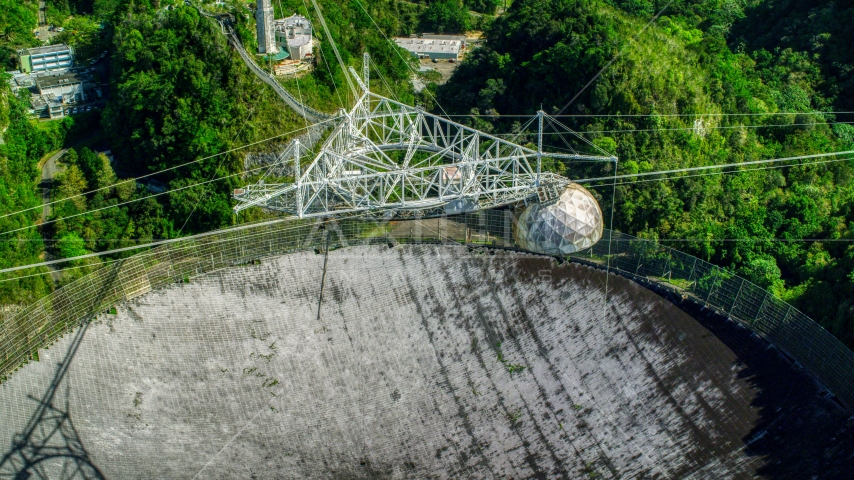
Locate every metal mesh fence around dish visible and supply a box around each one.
[1,210,854,410]
[573,226,854,410]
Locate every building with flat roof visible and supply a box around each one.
[7,72,35,93]
[420,34,467,44]
[274,14,313,60]
[18,44,74,73]
[31,94,65,119]
[394,37,462,60]
[35,71,89,103]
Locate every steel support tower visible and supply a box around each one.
[233,63,614,219]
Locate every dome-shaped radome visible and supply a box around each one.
[513,183,603,255]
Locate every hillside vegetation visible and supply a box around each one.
[0,0,40,70]
[3,0,854,349]
[0,83,58,305]
[0,0,430,301]
[438,0,854,346]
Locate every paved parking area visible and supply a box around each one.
[419,58,461,83]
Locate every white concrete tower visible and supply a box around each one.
[256,0,278,54]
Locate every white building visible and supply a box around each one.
[35,72,89,104]
[256,0,277,54]
[394,37,462,60]
[18,44,74,73]
[31,94,65,119]
[7,71,36,94]
[274,14,313,60]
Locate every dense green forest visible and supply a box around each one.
[0,82,57,306]
[3,0,854,349]
[104,1,308,233]
[0,0,316,301]
[437,0,854,345]
[0,0,427,304]
[0,0,40,70]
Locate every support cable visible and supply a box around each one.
[176,106,257,235]
[442,111,854,118]
[275,0,314,138]
[0,161,295,237]
[582,156,853,188]
[602,155,618,318]
[316,230,330,324]
[492,120,854,136]
[555,0,674,115]
[299,0,346,110]
[307,0,358,101]
[0,211,372,276]
[0,214,359,282]
[0,118,339,223]
[575,150,854,184]
[371,58,401,102]
[543,116,579,155]
[350,0,450,117]
[546,114,620,157]
[505,116,538,145]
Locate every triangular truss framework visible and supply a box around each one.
[234,60,615,219]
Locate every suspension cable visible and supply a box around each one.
[0,118,339,224]
[350,0,450,117]
[441,111,854,118]
[1,161,289,237]
[582,157,852,188]
[307,0,358,101]
[299,0,345,110]
[556,0,674,115]
[491,120,854,136]
[575,150,854,184]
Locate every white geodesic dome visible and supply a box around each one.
[513,183,603,255]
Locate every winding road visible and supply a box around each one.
[40,148,66,221]
[39,148,68,284]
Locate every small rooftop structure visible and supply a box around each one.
[280,13,312,30]
[35,71,86,90]
[19,44,71,56]
[394,37,462,60]
[18,44,74,73]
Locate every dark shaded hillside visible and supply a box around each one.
[731,0,854,111]
[437,0,854,348]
